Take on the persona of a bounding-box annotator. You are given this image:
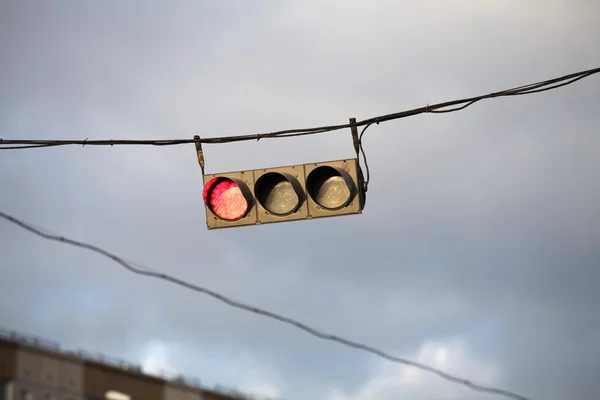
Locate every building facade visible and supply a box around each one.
[0,330,258,400]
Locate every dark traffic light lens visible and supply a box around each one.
[306,166,353,210]
[203,177,249,221]
[255,172,302,216]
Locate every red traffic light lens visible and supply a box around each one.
[203,177,249,221]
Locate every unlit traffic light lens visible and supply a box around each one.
[203,177,249,221]
[306,166,353,210]
[254,172,302,216]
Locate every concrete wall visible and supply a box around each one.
[15,349,41,383]
[164,385,203,400]
[1,338,246,400]
[59,359,83,396]
[0,341,17,381]
[9,347,84,400]
[83,362,164,400]
[40,355,60,389]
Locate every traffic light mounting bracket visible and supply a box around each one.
[349,117,360,159]
[193,135,205,176]
[348,117,367,198]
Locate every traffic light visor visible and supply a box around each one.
[254,172,302,216]
[306,166,353,211]
[203,177,249,221]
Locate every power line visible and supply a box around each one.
[1,66,598,150]
[0,211,531,400]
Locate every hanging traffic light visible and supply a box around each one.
[194,118,367,230]
[201,158,365,229]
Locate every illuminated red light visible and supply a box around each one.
[203,177,249,221]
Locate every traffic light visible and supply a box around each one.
[202,158,365,229]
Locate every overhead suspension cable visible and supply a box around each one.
[0,211,531,400]
[1,66,598,150]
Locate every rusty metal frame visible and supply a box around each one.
[193,135,205,176]
[349,117,360,159]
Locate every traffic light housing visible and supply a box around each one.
[202,158,365,229]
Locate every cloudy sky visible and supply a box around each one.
[1,1,599,399]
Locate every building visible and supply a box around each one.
[0,329,263,400]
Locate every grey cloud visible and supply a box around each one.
[1,1,600,399]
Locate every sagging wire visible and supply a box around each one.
[0,66,598,150]
[0,210,532,400]
[358,121,376,192]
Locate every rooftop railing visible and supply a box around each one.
[0,327,276,400]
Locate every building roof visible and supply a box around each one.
[0,327,271,400]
